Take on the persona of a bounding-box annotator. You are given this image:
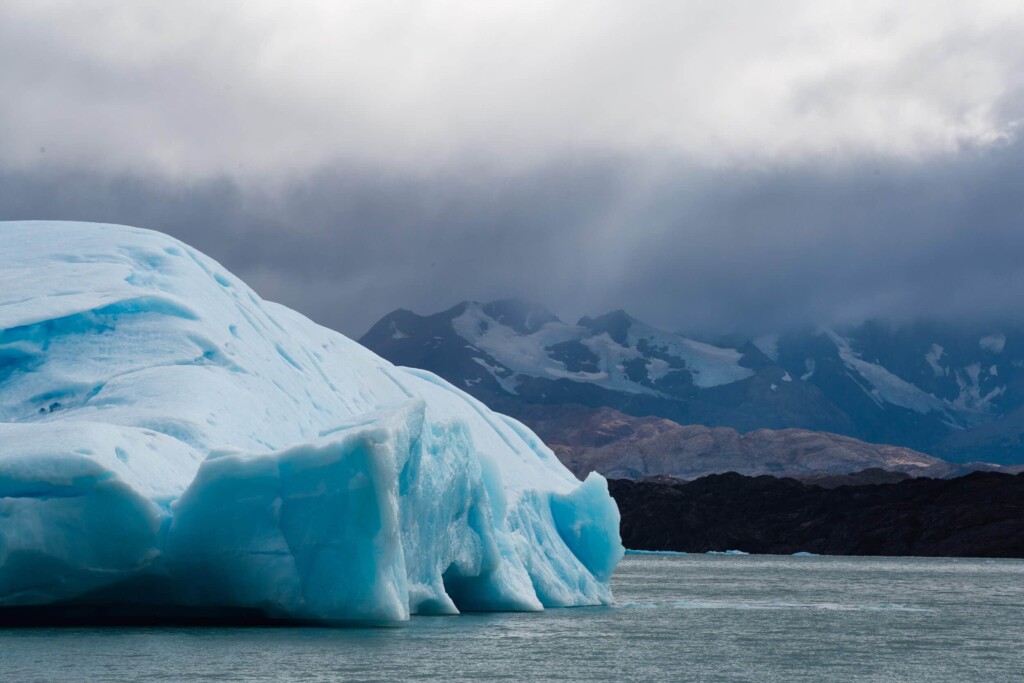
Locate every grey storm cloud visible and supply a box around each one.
[1,2,1024,338]
[3,144,1024,339]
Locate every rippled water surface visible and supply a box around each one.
[3,554,1023,682]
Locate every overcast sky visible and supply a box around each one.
[2,1,1023,338]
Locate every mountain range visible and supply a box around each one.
[360,299,1024,470]
[521,406,982,480]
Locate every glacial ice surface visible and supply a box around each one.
[0,221,623,622]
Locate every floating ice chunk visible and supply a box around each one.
[0,221,622,622]
[624,549,688,556]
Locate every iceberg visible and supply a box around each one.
[705,550,749,556]
[623,549,688,556]
[0,221,623,622]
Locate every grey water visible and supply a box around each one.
[2,554,1023,682]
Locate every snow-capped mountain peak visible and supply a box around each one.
[363,306,1024,465]
[398,300,758,399]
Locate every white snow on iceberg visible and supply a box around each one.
[0,221,623,622]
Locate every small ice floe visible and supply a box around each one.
[625,549,688,556]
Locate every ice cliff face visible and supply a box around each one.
[0,221,623,622]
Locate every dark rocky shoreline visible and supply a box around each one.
[609,471,1024,558]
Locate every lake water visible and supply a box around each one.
[2,554,1022,682]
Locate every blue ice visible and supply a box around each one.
[0,222,624,622]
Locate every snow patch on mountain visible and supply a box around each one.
[388,320,408,340]
[826,331,947,415]
[753,333,780,362]
[626,320,754,389]
[451,302,753,395]
[925,343,947,377]
[576,332,661,394]
[471,357,520,395]
[453,304,577,377]
[646,357,671,382]
[979,334,1006,353]
[825,331,1009,425]
[801,358,815,381]
[951,362,1005,415]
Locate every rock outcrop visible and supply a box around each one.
[526,406,955,480]
[610,471,1024,557]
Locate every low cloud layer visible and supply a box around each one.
[1,2,1023,338]
[3,141,1022,338]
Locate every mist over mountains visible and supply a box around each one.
[362,299,1024,466]
[3,133,1024,341]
